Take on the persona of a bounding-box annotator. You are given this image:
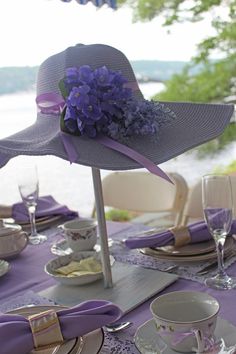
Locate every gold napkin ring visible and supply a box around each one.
[169,226,191,247]
[28,309,64,351]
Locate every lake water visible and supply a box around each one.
[0,84,235,216]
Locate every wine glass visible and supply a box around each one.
[202,174,236,290]
[18,165,47,245]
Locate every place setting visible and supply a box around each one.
[122,174,236,288]
[47,218,116,286]
[0,299,122,354]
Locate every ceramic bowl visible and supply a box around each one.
[45,251,114,286]
[0,222,28,259]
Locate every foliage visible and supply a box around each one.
[105,208,134,221]
[0,61,188,96]
[0,67,38,95]
[118,0,236,155]
[213,160,236,174]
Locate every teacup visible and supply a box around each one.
[150,291,220,353]
[60,218,97,252]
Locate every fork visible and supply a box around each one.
[196,251,236,276]
[162,265,178,272]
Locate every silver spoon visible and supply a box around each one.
[104,321,133,333]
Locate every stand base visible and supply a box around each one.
[40,262,178,313]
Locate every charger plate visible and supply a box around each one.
[140,237,234,263]
[154,239,216,256]
[134,318,236,354]
[8,305,104,354]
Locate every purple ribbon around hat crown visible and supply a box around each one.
[36,92,173,184]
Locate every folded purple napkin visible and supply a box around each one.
[124,219,236,249]
[12,195,78,222]
[0,300,122,354]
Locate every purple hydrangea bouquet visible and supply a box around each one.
[59,65,175,141]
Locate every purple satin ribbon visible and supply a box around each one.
[160,329,215,351]
[36,93,65,114]
[36,92,173,184]
[96,136,173,184]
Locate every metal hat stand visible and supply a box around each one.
[40,168,178,313]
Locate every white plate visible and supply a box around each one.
[19,215,62,232]
[8,305,104,354]
[45,251,115,286]
[134,318,236,354]
[0,260,10,277]
[141,237,234,263]
[154,239,216,256]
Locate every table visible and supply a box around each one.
[1,221,236,353]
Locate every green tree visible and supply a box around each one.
[118,0,236,155]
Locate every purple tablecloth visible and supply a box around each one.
[1,221,236,352]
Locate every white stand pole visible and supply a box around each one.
[91,167,113,288]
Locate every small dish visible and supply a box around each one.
[134,318,236,354]
[0,260,10,278]
[45,251,115,286]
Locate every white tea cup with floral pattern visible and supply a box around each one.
[150,291,220,353]
[60,218,97,252]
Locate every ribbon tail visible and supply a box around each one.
[96,136,173,184]
[60,132,78,164]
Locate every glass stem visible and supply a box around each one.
[28,205,37,237]
[216,240,227,277]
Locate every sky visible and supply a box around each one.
[0,0,214,67]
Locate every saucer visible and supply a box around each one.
[51,239,73,256]
[0,260,10,278]
[134,318,236,354]
[51,239,113,256]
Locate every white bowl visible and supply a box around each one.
[45,251,114,286]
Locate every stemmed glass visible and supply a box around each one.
[202,174,236,290]
[18,165,47,245]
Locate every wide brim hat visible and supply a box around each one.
[0,44,234,172]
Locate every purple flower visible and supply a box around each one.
[60,65,175,140]
[82,95,102,121]
[78,65,93,84]
[68,86,90,108]
[94,66,112,87]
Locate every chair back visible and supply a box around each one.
[93,171,188,227]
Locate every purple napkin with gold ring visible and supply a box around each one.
[9,195,78,222]
[0,300,122,354]
[124,220,236,249]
